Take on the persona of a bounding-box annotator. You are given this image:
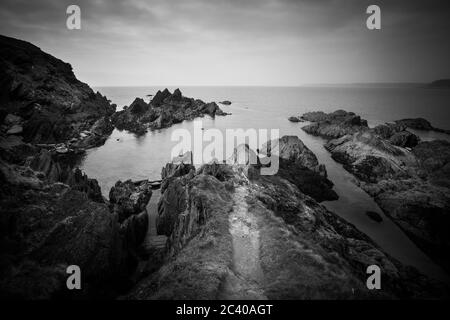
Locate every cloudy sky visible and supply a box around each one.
[0,0,449,86]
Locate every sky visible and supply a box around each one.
[0,0,449,86]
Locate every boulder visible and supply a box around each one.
[109,180,153,222]
[7,124,23,135]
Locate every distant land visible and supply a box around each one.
[429,79,450,88]
[302,81,450,89]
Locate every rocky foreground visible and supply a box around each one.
[298,110,450,273]
[127,143,448,299]
[0,35,157,298]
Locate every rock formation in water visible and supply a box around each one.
[302,110,450,273]
[126,144,448,299]
[112,88,229,135]
[301,110,369,139]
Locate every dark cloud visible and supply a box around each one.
[0,0,449,85]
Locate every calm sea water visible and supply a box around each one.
[81,86,450,281]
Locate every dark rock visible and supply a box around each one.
[389,131,419,148]
[109,180,153,222]
[288,116,303,122]
[366,211,383,223]
[301,110,369,139]
[111,89,228,134]
[127,148,448,299]
[0,160,140,299]
[395,118,434,131]
[0,35,116,146]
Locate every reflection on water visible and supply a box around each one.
[81,86,450,282]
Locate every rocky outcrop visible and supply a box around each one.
[127,146,448,299]
[301,110,369,139]
[324,131,416,183]
[373,123,419,148]
[395,118,450,135]
[261,136,337,202]
[303,110,450,273]
[109,180,153,223]
[0,158,146,299]
[112,89,229,134]
[0,35,116,148]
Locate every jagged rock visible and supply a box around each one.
[262,136,321,171]
[301,110,369,139]
[0,161,139,299]
[109,180,153,222]
[127,146,448,300]
[26,149,103,202]
[0,35,116,146]
[111,89,228,134]
[303,111,450,273]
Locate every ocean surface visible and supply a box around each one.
[81,86,450,281]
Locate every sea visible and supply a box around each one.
[80,85,450,282]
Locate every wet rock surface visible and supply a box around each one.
[303,110,450,273]
[127,145,448,299]
[112,88,229,134]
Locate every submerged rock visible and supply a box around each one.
[366,211,383,223]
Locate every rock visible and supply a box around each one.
[275,158,338,202]
[288,116,303,122]
[262,136,321,171]
[4,114,22,125]
[219,100,232,105]
[389,131,419,148]
[305,111,450,273]
[324,131,415,183]
[109,180,153,222]
[366,211,383,223]
[0,161,141,299]
[127,146,448,300]
[0,35,115,146]
[55,145,68,153]
[0,135,37,164]
[373,123,405,139]
[6,124,23,135]
[301,110,369,139]
[395,118,434,131]
[111,89,228,134]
